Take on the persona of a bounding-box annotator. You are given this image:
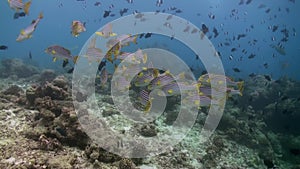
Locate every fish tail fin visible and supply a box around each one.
[73,56,79,64]
[38,12,44,19]
[237,81,244,96]
[24,1,31,15]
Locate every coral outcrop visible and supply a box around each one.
[0,59,39,78]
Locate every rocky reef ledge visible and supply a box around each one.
[0,59,299,168]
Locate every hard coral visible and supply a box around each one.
[39,69,57,85]
[0,59,39,78]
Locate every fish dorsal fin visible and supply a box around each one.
[72,21,76,26]
[31,20,36,24]
[60,46,71,55]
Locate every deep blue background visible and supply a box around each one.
[0,0,299,80]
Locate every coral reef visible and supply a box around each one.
[0,70,299,168]
[0,59,39,78]
[217,76,300,168]
[39,69,57,85]
[24,76,89,149]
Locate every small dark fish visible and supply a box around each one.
[248,54,255,59]
[98,60,106,72]
[292,28,296,36]
[120,8,128,16]
[170,34,175,40]
[238,0,244,5]
[67,67,74,74]
[62,59,69,68]
[145,33,152,38]
[233,68,241,72]
[229,55,233,60]
[289,0,295,3]
[272,25,278,32]
[224,42,230,46]
[127,0,133,3]
[29,51,32,59]
[195,54,199,60]
[281,37,288,42]
[286,8,290,13]
[110,14,116,17]
[213,27,219,38]
[264,75,271,81]
[13,12,26,19]
[258,4,266,9]
[265,8,271,13]
[201,70,208,75]
[139,33,144,38]
[248,73,256,78]
[168,7,177,11]
[281,28,289,38]
[208,13,215,19]
[19,12,26,17]
[246,0,252,5]
[0,45,8,50]
[237,34,246,40]
[263,63,268,69]
[103,10,111,18]
[109,4,114,9]
[201,24,209,39]
[202,24,209,34]
[94,2,101,6]
[175,9,182,13]
[231,48,237,52]
[156,0,163,7]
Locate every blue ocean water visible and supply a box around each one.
[0,0,299,80]
[1,1,300,168]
